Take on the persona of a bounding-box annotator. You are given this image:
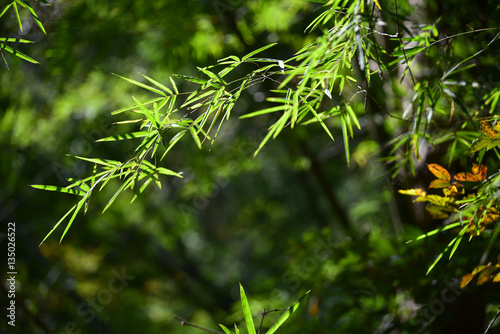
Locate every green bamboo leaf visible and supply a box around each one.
[12,2,22,32]
[449,224,469,260]
[115,74,166,96]
[234,325,240,334]
[345,105,360,129]
[141,74,172,95]
[341,114,350,165]
[300,96,334,141]
[242,43,277,61]
[219,324,233,334]
[254,127,275,157]
[23,1,47,34]
[240,105,287,119]
[173,74,208,85]
[111,97,164,115]
[169,76,179,94]
[132,96,158,128]
[39,203,77,245]
[216,55,240,64]
[0,37,34,43]
[405,222,462,244]
[265,290,311,334]
[0,43,39,63]
[161,130,186,160]
[31,184,86,197]
[60,198,86,243]
[73,156,122,167]
[102,177,134,213]
[426,234,460,275]
[239,284,256,334]
[0,3,13,19]
[156,167,183,178]
[96,131,152,142]
[189,126,202,149]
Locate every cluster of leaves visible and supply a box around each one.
[400,139,500,274]
[218,285,309,334]
[31,0,389,242]
[461,255,500,288]
[0,0,48,67]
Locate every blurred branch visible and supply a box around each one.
[174,315,225,334]
[484,307,500,334]
[258,308,287,334]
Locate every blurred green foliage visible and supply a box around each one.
[1,0,500,334]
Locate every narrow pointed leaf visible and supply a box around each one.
[242,43,277,61]
[96,131,152,142]
[219,324,233,334]
[39,204,77,245]
[141,74,172,95]
[60,198,86,243]
[74,156,122,167]
[266,290,311,334]
[0,43,39,63]
[115,74,166,96]
[189,126,202,149]
[240,105,287,119]
[31,184,86,197]
[0,3,13,19]
[239,284,256,334]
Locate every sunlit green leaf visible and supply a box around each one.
[239,284,256,334]
[265,290,311,334]
[31,184,86,197]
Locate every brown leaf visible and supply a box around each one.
[427,163,451,181]
[454,163,487,182]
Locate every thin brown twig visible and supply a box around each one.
[257,308,289,334]
[173,315,225,334]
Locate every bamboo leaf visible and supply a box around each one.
[39,204,77,245]
[189,126,202,149]
[23,1,47,34]
[111,97,164,115]
[0,3,13,19]
[449,224,469,260]
[132,96,159,128]
[60,198,86,243]
[31,184,86,197]
[0,37,34,43]
[406,222,462,243]
[219,324,233,334]
[240,105,287,119]
[242,43,277,61]
[265,290,311,334]
[341,114,350,165]
[141,74,172,95]
[0,43,39,63]
[239,284,256,334]
[73,156,122,167]
[96,131,152,142]
[115,74,167,96]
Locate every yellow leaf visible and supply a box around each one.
[398,188,426,197]
[493,272,500,283]
[460,273,474,288]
